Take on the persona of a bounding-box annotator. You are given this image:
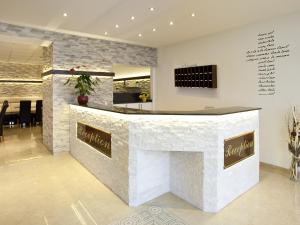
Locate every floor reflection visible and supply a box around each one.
[0,126,299,225]
[0,126,49,166]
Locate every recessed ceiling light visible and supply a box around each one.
[152,28,156,32]
[169,21,174,26]
[192,13,196,17]
[138,33,142,37]
[104,32,108,35]
[115,24,119,28]
[63,12,68,17]
[131,16,135,20]
[149,7,155,11]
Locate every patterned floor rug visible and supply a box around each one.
[109,206,189,225]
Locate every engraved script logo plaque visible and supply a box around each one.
[77,122,111,158]
[224,132,254,169]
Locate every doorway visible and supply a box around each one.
[0,35,51,163]
[112,64,155,110]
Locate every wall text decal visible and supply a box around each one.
[246,30,290,96]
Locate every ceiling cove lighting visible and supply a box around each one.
[115,24,119,28]
[131,16,135,20]
[63,12,68,17]
[169,21,174,26]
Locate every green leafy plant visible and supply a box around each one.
[64,66,100,96]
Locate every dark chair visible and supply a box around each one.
[33,100,43,125]
[19,100,31,127]
[0,100,9,142]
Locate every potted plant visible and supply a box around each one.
[139,92,150,103]
[64,66,99,106]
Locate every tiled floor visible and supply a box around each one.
[0,127,300,225]
[0,126,48,166]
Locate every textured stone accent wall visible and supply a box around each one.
[42,45,53,72]
[46,74,113,153]
[0,82,42,98]
[52,36,156,70]
[52,75,76,153]
[132,150,170,205]
[70,105,129,202]
[89,77,113,106]
[170,152,203,209]
[0,62,43,99]
[70,107,259,212]
[0,22,157,69]
[128,111,259,212]
[113,78,150,94]
[42,75,53,151]
[0,61,43,80]
[0,21,156,153]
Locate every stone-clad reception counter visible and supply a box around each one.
[69,104,260,212]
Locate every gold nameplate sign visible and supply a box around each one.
[224,131,254,169]
[77,122,111,158]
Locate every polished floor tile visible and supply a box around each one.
[0,127,299,225]
[0,126,48,166]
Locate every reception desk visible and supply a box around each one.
[69,104,260,212]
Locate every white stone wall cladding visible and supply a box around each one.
[128,115,219,210]
[170,152,203,209]
[52,76,76,153]
[0,22,157,69]
[0,83,42,98]
[89,77,113,106]
[0,62,43,99]
[50,75,113,153]
[128,111,259,212]
[215,111,260,211]
[70,108,259,213]
[0,61,43,80]
[42,75,53,151]
[0,22,155,154]
[128,115,220,152]
[42,45,53,72]
[70,106,130,202]
[129,150,170,206]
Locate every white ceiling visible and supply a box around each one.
[0,35,44,65]
[0,0,299,47]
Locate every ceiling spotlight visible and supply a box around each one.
[152,28,156,32]
[192,13,196,17]
[63,12,68,17]
[104,32,108,35]
[115,24,119,28]
[138,33,142,37]
[131,16,135,20]
[149,7,155,11]
[169,21,174,26]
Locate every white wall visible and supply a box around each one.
[155,12,300,169]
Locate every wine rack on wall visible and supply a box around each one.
[174,65,217,88]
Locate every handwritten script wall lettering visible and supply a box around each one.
[77,122,111,158]
[224,132,255,169]
[246,30,290,96]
